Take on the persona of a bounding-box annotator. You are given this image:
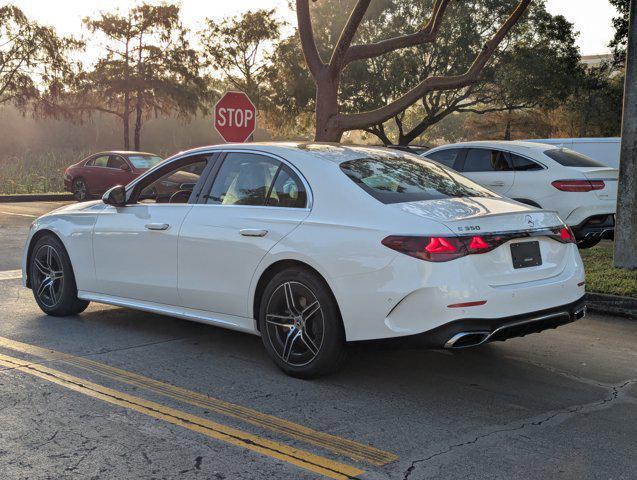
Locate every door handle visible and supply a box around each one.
[145,223,170,231]
[240,229,268,237]
[488,181,505,187]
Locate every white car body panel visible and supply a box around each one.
[23,143,586,345]
[423,141,618,232]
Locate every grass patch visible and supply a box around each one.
[0,149,88,195]
[580,242,637,298]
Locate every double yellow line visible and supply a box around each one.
[0,336,397,478]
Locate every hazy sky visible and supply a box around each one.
[11,0,617,56]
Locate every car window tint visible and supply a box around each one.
[463,149,512,172]
[267,165,307,208]
[426,149,461,168]
[544,148,605,167]
[510,153,543,171]
[138,160,207,204]
[128,155,164,169]
[207,153,279,206]
[107,156,127,169]
[91,155,109,168]
[340,154,496,204]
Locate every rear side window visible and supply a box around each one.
[426,149,461,169]
[340,155,496,204]
[87,155,109,167]
[267,165,307,208]
[463,149,512,172]
[544,148,605,167]
[510,153,543,171]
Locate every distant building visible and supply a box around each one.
[581,54,613,69]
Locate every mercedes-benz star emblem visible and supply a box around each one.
[525,214,535,228]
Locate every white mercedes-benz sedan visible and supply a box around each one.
[22,143,586,378]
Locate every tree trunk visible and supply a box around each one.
[503,107,513,140]
[614,0,637,269]
[314,73,342,142]
[134,33,143,151]
[123,39,131,150]
[134,97,142,151]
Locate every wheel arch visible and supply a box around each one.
[251,259,342,332]
[25,229,68,288]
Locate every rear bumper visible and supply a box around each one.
[358,297,586,349]
[571,214,615,240]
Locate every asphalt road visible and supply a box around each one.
[0,201,635,480]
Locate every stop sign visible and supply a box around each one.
[214,91,257,143]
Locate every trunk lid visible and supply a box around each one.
[578,167,618,200]
[391,196,572,286]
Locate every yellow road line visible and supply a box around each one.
[0,335,397,466]
[0,352,363,480]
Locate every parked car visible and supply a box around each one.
[423,141,618,248]
[385,144,432,155]
[522,137,620,168]
[24,143,586,378]
[63,151,164,201]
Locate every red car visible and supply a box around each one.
[64,151,164,201]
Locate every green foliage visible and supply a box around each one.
[609,0,630,65]
[0,5,78,113]
[200,9,282,109]
[80,3,208,149]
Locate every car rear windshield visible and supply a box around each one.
[340,154,496,204]
[128,155,164,169]
[544,148,605,167]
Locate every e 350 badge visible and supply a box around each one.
[457,225,481,232]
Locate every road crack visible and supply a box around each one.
[402,379,637,480]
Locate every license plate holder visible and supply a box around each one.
[510,241,542,269]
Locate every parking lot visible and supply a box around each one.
[0,201,636,479]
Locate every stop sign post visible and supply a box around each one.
[214,91,257,143]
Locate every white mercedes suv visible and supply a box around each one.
[23,143,586,377]
[423,141,618,248]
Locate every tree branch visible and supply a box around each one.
[339,0,531,131]
[343,0,450,65]
[329,0,371,72]
[296,0,325,78]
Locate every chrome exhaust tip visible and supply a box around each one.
[444,331,491,349]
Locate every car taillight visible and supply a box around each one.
[551,179,605,192]
[382,234,508,262]
[382,236,467,262]
[559,226,576,243]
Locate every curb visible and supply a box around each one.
[585,292,637,319]
[0,193,74,203]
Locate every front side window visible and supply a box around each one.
[544,148,605,167]
[463,149,512,172]
[426,148,462,169]
[207,153,279,206]
[340,154,496,204]
[135,158,208,204]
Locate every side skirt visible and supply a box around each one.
[77,291,259,335]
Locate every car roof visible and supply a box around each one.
[427,140,560,155]
[172,142,414,164]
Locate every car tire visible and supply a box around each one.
[72,177,89,202]
[30,234,90,317]
[577,237,602,249]
[258,267,347,378]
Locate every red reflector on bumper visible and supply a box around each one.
[447,300,487,308]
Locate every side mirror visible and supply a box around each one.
[120,163,131,171]
[102,185,127,207]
